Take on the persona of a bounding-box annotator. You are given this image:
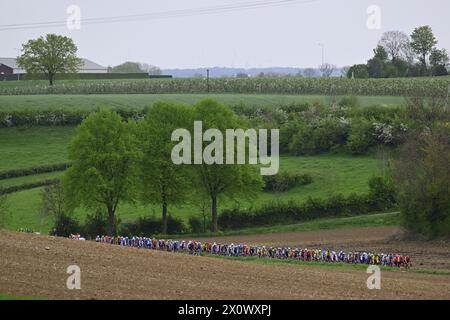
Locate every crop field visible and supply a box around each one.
[0,77,449,96]
[0,94,404,111]
[1,229,450,300]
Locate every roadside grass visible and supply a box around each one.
[0,94,405,112]
[204,254,450,276]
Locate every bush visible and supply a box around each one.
[346,118,375,154]
[82,211,111,239]
[263,172,312,192]
[119,215,186,236]
[51,214,80,237]
[338,96,360,108]
[368,176,396,211]
[0,163,70,180]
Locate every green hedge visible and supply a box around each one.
[0,178,60,195]
[0,163,70,180]
[0,77,448,96]
[218,193,392,230]
[263,172,312,192]
[0,109,145,127]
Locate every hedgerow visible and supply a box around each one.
[0,178,60,195]
[0,163,70,180]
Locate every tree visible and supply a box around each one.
[367,46,389,78]
[430,48,449,76]
[191,99,264,232]
[139,63,162,76]
[410,26,437,72]
[62,109,140,235]
[319,63,335,77]
[394,98,450,238]
[138,102,193,234]
[379,30,410,61]
[395,125,450,238]
[111,61,145,73]
[302,68,317,77]
[372,45,389,61]
[39,183,65,232]
[17,34,83,86]
[346,64,369,79]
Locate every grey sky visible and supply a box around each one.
[0,0,449,69]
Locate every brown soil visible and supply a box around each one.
[195,227,450,271]
[1,229,450,300]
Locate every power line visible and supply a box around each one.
[0,0,318,31]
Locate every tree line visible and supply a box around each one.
[62,99,263,235]
[347,26,449,79]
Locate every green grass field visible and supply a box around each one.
[0,127,74,171]
[0,94,404,112]
[2,154,382,233]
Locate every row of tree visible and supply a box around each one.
[62,100,263,235]
[16,34,162,86]
[347,26,449,78]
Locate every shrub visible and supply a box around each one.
[51,214,80,237]
[119,215,186,236]
[368,176,397,211]
[346,118,375,154]
[0,163,70,180]
[82,211,110,239]
[263,172,312,192]
[338,96,360,108]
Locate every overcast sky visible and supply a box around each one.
[0,0,449,69]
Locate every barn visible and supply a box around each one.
[0,57,107,74]
[0,63,13,75]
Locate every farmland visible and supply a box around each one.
[1,229,450,300]
[0,93,404,112]
[0,76,449,96]
[0,76,450,299]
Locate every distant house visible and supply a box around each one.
[0,57,107,74]
[0,63,13,75]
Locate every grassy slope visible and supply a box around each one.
[3,153,382,233]
[0,94,404,111]
[172,212,400,238]
[0,127,74,171]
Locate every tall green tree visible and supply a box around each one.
[394,99,450,238]
[138,102,193,234]
[190,99,264,232]
[62,109,140,235]
[410,26,437,72]
[430,48,449,76]
[17,34,83,86]
[367,46,388,78]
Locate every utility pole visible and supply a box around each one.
[206,68,210,93]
